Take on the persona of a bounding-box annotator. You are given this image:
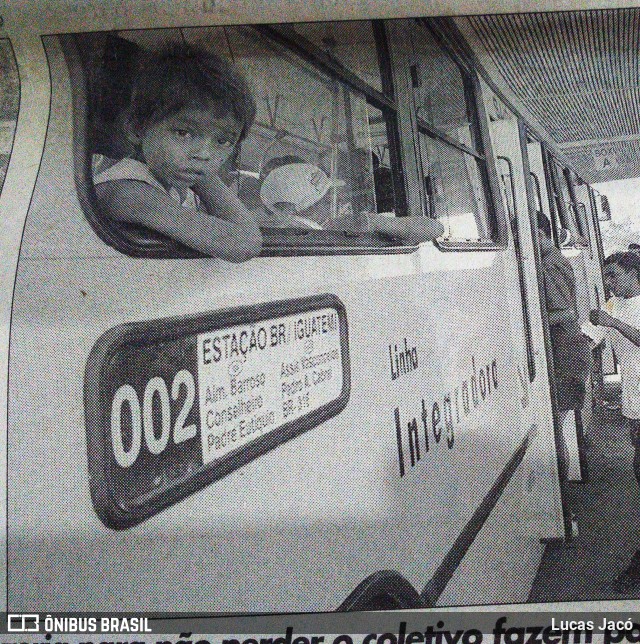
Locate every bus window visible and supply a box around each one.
[76,24,413,258]
[574,201,591,248]
[566,171,591,248]
[551,161,587,247]
[497,157,515,220]
[544,156,573,246]
[0,39,19,193]
[409,23,496,244]
[599,194,612,221]
[530,172,543,215]
[224,26,394,231]
[289,21,383,94]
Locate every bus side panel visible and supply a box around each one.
[10,252,536,611]
[9,26,563,612]
[437,443,543,605]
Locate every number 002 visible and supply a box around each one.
[110,370,197,468]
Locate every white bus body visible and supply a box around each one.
[5,16,607,612]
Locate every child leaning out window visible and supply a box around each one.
[93,44,262,262]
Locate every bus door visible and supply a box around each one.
[483,103,566,543]
[567,171,598,317]
[524,137,573,494]
[562,166,600,479]
[574,180,608,404]
[537,149,590,483]
[592,190,616,376]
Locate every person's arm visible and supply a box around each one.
[324,213,445,243]
[590,309,640,347]
[194,173,262,241]
[95,179,262,262]
[367,215,444,244]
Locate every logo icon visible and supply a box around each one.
[7,614,39,632]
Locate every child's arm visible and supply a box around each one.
[590,309,640,347]
[95,178,262,262]
[325,213,445,243]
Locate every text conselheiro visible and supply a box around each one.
[197,308,343,463]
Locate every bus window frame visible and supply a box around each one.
[589,186,607,279]
[541,146,568,248]
[564,168,591,250]
[530,171,544,215]
[552,164,576,241]
[573,201,592,254]
[68,23,432,260]
[417,18,508,253]
[598,193,612,222]
[253,22,417,255]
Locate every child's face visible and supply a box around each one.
[137,102,242,190]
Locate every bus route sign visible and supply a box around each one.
[84,295,350,530]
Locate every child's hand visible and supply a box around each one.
[193,169,231,199]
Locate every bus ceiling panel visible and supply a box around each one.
[461,9,640,183]
[115,29,183,51]
[254,24,394,112]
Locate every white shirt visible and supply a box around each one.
[607,295,640,419]
[92,155,199,209]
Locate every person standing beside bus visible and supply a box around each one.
[537,212,592,417]
[590,251,640,592]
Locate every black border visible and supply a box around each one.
[84,293,351,530]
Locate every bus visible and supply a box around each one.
[5,12,609,612]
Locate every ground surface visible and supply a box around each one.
[530,394,640,601]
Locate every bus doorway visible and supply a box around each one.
[482,95,570,543]
[529,137,595,489]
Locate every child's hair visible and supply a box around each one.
[128,43,256,141]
